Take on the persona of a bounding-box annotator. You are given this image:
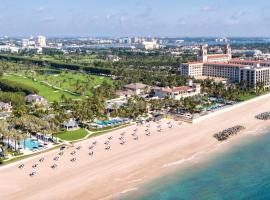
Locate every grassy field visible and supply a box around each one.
[2,70,114,101]
[34,70,113,96]
[57,129,89,141]
[2,74,79,102]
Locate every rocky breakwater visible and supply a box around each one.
[213,125,246,141]
[255,112,270,121]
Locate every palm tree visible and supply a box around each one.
[21,133,28,149]
[256,82,264,95]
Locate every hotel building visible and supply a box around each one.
[180,44,270,89]
[153,80,201,100]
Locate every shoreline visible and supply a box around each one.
[117,127,270,199]
[1,94,270,199]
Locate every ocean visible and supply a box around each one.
[120,130,270,200]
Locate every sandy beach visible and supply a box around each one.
[1,95,270,200]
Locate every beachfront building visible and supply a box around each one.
[180,62,203,77]
[106,98,127,113]
[180,43,270,88]
[199,44,232,63]
[240,65,270,89]
[229,59,270,67]
[202,62,242,81]
[124,83,150,96]
[115,90,134,99]
[25,94,48,106]
[153,80,201,100]
[63,119,79,131]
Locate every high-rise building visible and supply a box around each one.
[21,39,30,48]
[36,35,46,47]
[142,39,159,50]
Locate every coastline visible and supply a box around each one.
[1,94,270,199]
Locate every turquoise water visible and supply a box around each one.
[19,138,42,150]
[121,131,270,200]
[96,119,123,126]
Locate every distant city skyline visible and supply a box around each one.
[1,0,270,37]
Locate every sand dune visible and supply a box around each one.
[1,95,270,200]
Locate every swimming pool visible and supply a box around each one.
[96,119,123,126]
[19,138,43,150]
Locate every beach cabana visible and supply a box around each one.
[63,119,79,131]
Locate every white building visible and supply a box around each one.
[240,65,270,89]
[36,35,46,47]
[0,45,19,53]
[142,40,159,50]
[124,83,150,95]
[22,39,30,48]
[153,80,201,100]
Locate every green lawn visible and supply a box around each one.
[34,71,113,96]
[57,129,89,141]
[237,93,257,101]
[2,74,79,102]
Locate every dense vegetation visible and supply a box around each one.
[0,92,25,106]
[0,79,38,94]
[0,54,113,75]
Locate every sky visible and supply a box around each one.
[0,0,270,37]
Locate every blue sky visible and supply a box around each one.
[0,0,269,37]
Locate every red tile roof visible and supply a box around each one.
[161,86,192,93]
[207,54,230,59]
[204,62,245,67]
[186,62,203,64]
[229,59,269,65]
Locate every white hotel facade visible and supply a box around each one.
[180,44,270,88]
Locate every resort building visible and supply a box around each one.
[115,90,134,98]
[124,83,150,96]
[202,62,242,81]
[25,94,48,106]
[180,62,203,77]
[180,43,270,88]
[63,119,79,131]
[106,98,127,113]
[240,65,270,89]
[153,80,201,100]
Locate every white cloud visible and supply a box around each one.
[40,17,55,22]
[36,6,45,13]
[226,18,239,25]
[89,15,100,21]
[200,6,217,12]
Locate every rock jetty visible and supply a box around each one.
[255,112,270,121]
[213,125,245,141]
